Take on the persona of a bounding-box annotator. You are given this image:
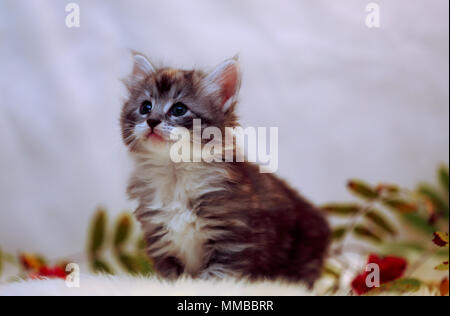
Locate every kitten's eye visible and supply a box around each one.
[170,102,188,117]
[139,101,152,115]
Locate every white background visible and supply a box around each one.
[0,0,448,259]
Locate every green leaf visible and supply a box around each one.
[381,241,425,255]
[417,184,449,218]
[437,247,450,258]
[323,264,341,279]
[117,253,153,275]
[0,248,3,277]
[401,213,436,235]
[365,210,397,236]
[382,198,417,213]
[3,252,16,265]
[353,225,382,244]
[347,180,379,200]
[117,253,139,274]
[331,226,347,241]
[366,278,421,295]
[322,203,360,216]
[435,261,449,271]
[89,208,107,255]
[134,256,154,276]
[114,213,133,248]
[92,259,114,275]
[438,165,449,193]
[382,199,417,214]
[375,183,400,195]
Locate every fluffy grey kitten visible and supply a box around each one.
[120,52,330,286]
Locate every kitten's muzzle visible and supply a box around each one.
[147,119,161,129]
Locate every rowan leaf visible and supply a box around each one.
[114,213,133,248]
[381,242,425,257]
[353,225,382,244]
[347,180,379,200]
[2,252,16,265]
[134,255,154,275]
[401,213,437,235]
[323,264,341,279]
[437,247,450,258]
[365,210,397,236]
[117,253,139,274]
[92,259,113,275]
[438,166,449,194]
[435,261,449,271]
[417,184,449,218]
[322,203,360,216]
[366,278,421,295]
[375,183,400,195]
[382,199,417,213]
[432,232,449,247]
[331,226,347,241]
[117,253,153,275]
[0,249,3,276]
[89,208,107,255]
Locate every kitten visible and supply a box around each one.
[120,52,331,286]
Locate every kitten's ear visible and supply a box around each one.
[202,56,241,111]
[130,52,155,82]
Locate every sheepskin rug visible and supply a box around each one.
[0,274,438,296]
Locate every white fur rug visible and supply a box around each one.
[0,275,317,296]
[0,275,438,296]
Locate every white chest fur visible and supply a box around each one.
[133,157,228,275]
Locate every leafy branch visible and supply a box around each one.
[88,208,153,276]
[322,165,449,295]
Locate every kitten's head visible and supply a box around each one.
[121,52,240,154]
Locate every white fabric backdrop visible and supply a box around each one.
[0,0,448,259]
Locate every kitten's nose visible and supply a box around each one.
[147,119,161,129]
